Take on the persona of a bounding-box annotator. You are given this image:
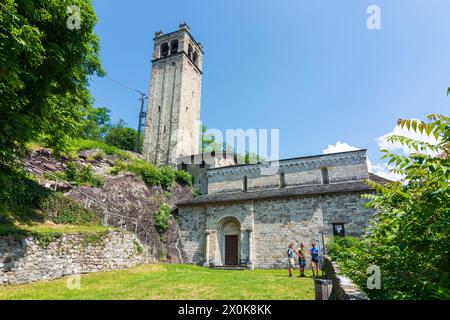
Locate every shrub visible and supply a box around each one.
[93,150,105,161]
[105,124,142,152]
[62,139,130,160]
[39,193,101,226]
[134,240,143,255]
[130,163,163,187]
[155,203,171,233]
[64,142,193,190]
[124,160,191,190]
[62,162,104,187]
[65,162,79,182]
[81,231,108,247]
[175,170,193,187]
[0,165,48,223]
[110,160,126,175]
[326,115,450,300]
[327,236,360,260]
[160,166,176,189]
[0,164,101,232]
[33,232,62,248]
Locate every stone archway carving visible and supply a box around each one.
[218,217,241,266]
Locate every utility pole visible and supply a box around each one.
[104,76,148,154]
[135,92,147,153]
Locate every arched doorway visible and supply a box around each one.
[218,217,241,266]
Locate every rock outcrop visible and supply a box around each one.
[25,148,194,263]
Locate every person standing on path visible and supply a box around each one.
[297,243,306,277]
[287,243,301,277]
[310,243,320,277]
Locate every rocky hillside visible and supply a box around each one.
[25,148,194,263]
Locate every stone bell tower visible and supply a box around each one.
[143,23,203,165]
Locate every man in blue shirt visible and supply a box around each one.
[310,243,320,277]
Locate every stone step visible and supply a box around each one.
[209,266,246,271]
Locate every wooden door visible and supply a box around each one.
[225,235,239,266]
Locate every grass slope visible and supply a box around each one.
[0,264,316,300]
[0,221,112,236]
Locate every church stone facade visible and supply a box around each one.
[143,25,381,269]
[176,150,378,269]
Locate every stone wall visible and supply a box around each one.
[178,192,375,269]
[0,230,152,285]
[322,255,369,300]
[177,206,206,265]
[207,150,369,194]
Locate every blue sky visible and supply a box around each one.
[90,0,450,178]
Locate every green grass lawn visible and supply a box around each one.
[0,221,113,238]
[0,264,316,300]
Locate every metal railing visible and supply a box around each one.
[22,159,154,248]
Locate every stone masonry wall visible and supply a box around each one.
[322,255,369,300]
[178,192,375,269]
[207,150,369,194]
[0,230,152,285]
[177,206,206,264]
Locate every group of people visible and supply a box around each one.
[287,242,320,277]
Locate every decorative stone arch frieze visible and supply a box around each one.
[206,150,368,179]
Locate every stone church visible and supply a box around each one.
[143,24,383,269]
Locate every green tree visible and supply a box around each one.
[236,152,264,165]
[78,105,111,141]
[200,125,223,153]
[105,119,142,152]
[364,114,449,299]
[329,114,450,299]
[0,0,104,162]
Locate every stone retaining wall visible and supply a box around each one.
[322,255,369,300]
[0,230,153,285]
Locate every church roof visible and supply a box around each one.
[368,173,392,185]
[177,180,375,206]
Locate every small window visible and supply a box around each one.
[188,44,193,59]
[243,176,248,192]
[157,106,161,112]
[193,51,198,65]
[160,43,169,57]
[170,40,179,55]
[279,172,286,188]
[321,167,330,184]
[332,223,345,237]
